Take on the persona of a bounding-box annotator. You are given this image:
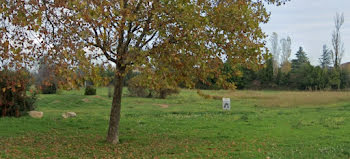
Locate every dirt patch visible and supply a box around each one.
[93,95,104,99]
[153,104,169,108]
[82,98,90,103]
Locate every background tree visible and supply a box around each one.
[36,58,57,94]
[1,0,290,144]
[328,69,341,89]
[331,13,345,68]
[280,36,292,73]
[290,47,309,88]
[257,58,274,87]
[291,47,309,70]
[340,69,350,89]
[223,61,257,90]
[270,32,280,76]
[298,63,315,90]
[319,45,332,69]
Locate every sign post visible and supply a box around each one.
[222,98,231,110]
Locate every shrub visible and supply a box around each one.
[0,70,37,117]
[127,76,179,99]
[158,88,180,99]
[40,83,57,94]
[84,86,96,95]
[127,80,152,98]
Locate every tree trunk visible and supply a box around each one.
[106,72,125,144]
[1,106,6,117]
[159,89,166,99]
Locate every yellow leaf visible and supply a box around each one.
[2,88,6,92]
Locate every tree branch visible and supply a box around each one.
[135,13,153,48]
[91,27,117,63]
[140,31,158,49]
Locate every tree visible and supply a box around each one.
[331,13,345,68]
[319,45,332,69]
[1,0,290,144]
[270,32,280,76]
[290,47,310,89]
[258,58,274,87]
[328,68,341,89]
[36,58,57,94]
[223,62,257,90]
[280,36,292,64]
[280,36,292,73]
[292,47,309,70]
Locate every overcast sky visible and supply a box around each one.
[262,0,350,65]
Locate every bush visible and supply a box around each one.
[127,76,179,99]
[158,88,180,99]
[127,81,152,98]
[84,86,96,95]
[40,83,57,94]
[0,70,37,117]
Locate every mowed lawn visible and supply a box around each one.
[1,88,350,158]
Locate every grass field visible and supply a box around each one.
[1,88,350,158]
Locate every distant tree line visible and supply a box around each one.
[109,45,349,92]
[196,40,350,90]
[213,46,349,91]
[201,13,347,91]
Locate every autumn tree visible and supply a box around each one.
[1,0,289,144]
[280,36,292,73]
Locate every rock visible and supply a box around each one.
[62,112,77,119]
[28,111,44,118]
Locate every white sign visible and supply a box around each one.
[222,98,230,110]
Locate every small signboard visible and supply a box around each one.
[222,98,231,110]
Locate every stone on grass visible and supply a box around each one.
[28,111,44,118]
[62,112,77,119]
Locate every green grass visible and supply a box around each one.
[1,88,350,158]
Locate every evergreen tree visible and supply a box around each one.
[292,47,309,71]
[319,45,332,69]
[258,58,274,87]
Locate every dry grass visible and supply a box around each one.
[202,90,350,107]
